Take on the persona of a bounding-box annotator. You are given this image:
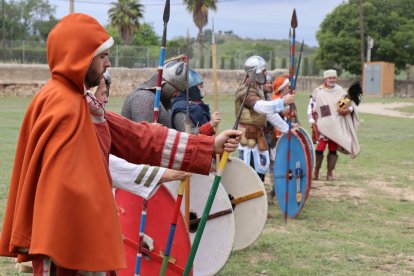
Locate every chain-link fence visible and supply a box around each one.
[0,39,319,74]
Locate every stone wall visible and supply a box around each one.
[1,64,413,97]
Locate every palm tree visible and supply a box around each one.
[108,0,144,45]
[183,0,217,67]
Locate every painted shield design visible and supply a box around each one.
[274,129,312,218]
[164,173,235,276]
[295,128,314,200]
[297,126,315,169]
[217,157,268,251]
[115,186,191,276]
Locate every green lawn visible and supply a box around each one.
[0,93,413,275]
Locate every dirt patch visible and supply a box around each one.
[310,179,367,203]
[358,102,414,119]
[369,179,414,202]
[310,176,414,203]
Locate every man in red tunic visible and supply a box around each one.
[0,13,241,275]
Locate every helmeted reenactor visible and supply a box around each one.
[170,68,220,135]
[121,56,188,126]
[235,55,295,181]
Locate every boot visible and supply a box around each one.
[327,152,338,181]
[313,151,324,180]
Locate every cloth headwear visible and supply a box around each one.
[273,77,290,93]
[323,69,337,78]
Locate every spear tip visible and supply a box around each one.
[291,9,298,28]
[163,0,171,23]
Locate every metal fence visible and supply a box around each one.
[0,40,319,76]
[0,39,297,71]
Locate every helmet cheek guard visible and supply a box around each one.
[161,82,178,102]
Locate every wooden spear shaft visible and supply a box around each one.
[183,72,256,276]
[211,18,221,168]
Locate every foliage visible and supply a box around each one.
[316,0,414,75]
[303,56,310,76]
[183,0,217,63]
[108,0,144,45]
[32,15,59,41]
[0,0,56,41]
[131,23,160,46]
[183,0,217,39]
[281,57,287,69]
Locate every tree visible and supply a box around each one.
[132,23,160,46]
[230,56,235,69]
[303,56,309,76]
[281,57,287,69]
[183,0,217,46]
[271,57,276,70]
[108,0,144,45]
[311,57,319,76]
[316,0,414,75]
[0,0,56,41]
[33,16,59,41]
[183,0,217,69]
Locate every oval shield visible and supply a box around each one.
[164,174,235,276]
[218,157,268,251]
[115,186,191,276]
[274,129,311,218]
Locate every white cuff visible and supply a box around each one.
[109,154,164,200]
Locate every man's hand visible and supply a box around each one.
[159,169,191,183]
[213,129,242,154]
[283,94,295,106]
[337,105,350,116]
[282,105,291,117]
[210,111,221,128]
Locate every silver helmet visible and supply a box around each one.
[188,68,203,88]
[244,55,267,84]
[163,59,188,91]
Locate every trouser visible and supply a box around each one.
[315,137,338,152]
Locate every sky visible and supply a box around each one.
[50,0,346,47]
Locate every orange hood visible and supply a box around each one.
[0,13,125,271]
[47,13,114,92]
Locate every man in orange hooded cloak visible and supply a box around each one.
[0,13,241,274]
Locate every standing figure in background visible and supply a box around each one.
[171,68,220,135]
[235,55,294,181]
[308,69,361,181]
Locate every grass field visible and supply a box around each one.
[0,92,413,275]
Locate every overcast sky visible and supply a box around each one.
[50,0,346,47]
